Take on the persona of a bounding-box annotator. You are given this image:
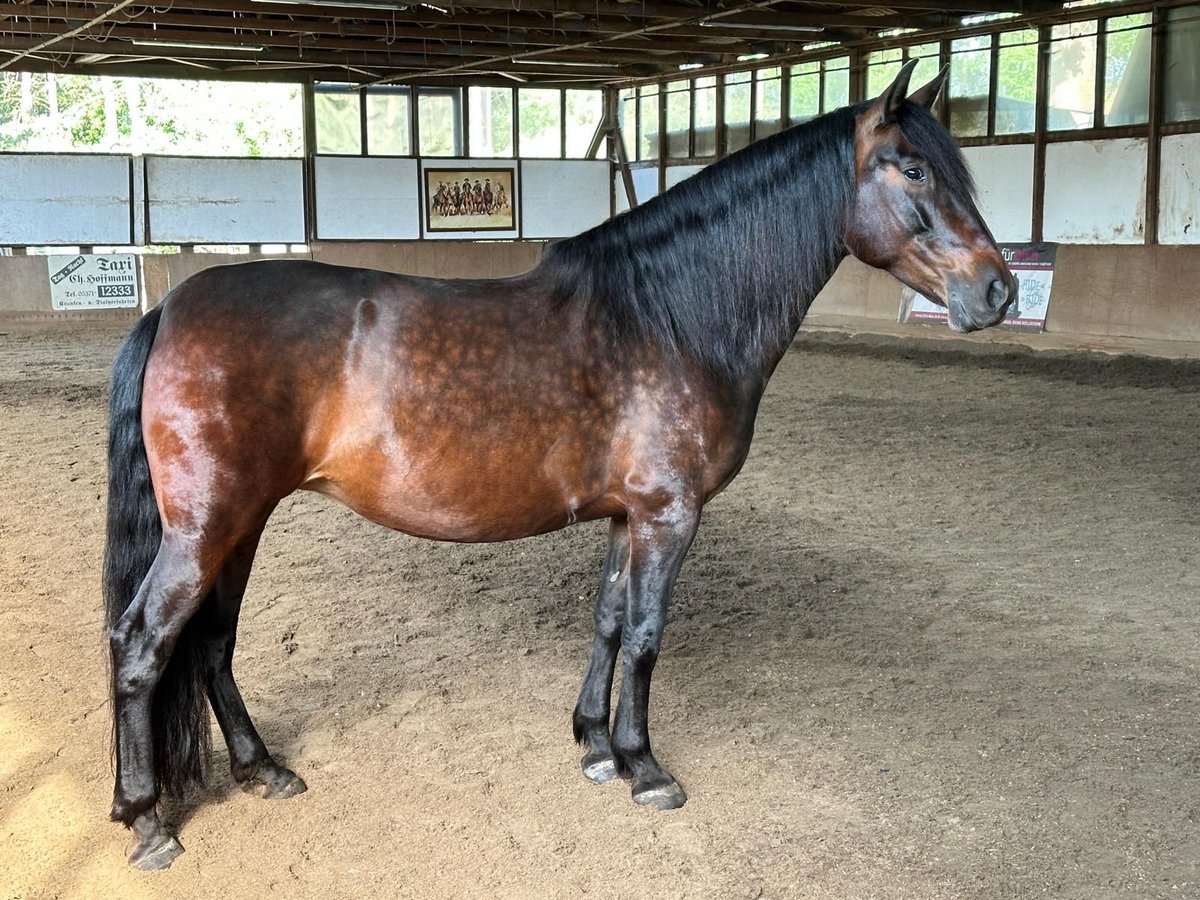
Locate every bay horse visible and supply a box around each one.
[104,61,1014,870]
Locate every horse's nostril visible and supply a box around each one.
[988,278,1010,312]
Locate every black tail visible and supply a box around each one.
[103,305,211,796]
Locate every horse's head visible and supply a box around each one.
[844,59,1016,333]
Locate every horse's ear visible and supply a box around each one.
[907,64,949,111]
[865,58,919,129]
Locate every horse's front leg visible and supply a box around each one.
[573,519,631,784]
[611,501,699,810]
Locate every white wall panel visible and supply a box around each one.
[1159,133,1200,245]
[962,144,1035,243]
[315,157,420,240]
[616,166,662,213]
[521,160,609,239]
[665,164,707,190]
[146,157,305,243]
[0,154,131,245]
[1044,138,1147,244]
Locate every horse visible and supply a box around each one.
[103,60,1014,870]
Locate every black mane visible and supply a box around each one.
[538,99,973,383]
[539,105,857,383]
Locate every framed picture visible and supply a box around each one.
[424,167,516,233]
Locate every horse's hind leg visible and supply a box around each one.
[572,519,630,784]
[110,532,222,870]
[198,527,307,800]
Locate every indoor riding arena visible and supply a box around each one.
[1,3,1198,899]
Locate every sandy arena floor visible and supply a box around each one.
[1,323,1198,899]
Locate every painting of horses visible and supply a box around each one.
[425,167,516,232]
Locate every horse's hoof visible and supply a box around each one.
[582,752,618,785]
[128,835,184,871]
[241,762,308,800]
[632,779,687,811]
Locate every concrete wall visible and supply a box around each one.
[0,255,138,324]
[807,244,1200,352]
[0,241,546,322]
[2,241,1198,357]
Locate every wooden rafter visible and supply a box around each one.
[0,0,1074,84]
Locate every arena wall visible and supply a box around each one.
[2,242,1196,358]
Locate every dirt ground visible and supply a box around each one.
[1,322,1198,899]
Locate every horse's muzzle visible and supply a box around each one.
[948,271,1017,333]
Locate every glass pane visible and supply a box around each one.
[755,67,782,139]
[565,89,602,158]
[1165,5,1200,123]
[619,88,636,161]
[867,48,903,99]
[366,89,410,155]
[418,90,461,156]
[824,60,850,110]
[638,85,659,161]
[519,87,562,157]
[468,86,512,157]
[694,76,717,157]
[315,87,360,154]
[0,76,302,157]
[724,71,751,153]
[790,63,820,123]
[1103,14,1150,126]
[1048,21,1098,130]
[997,29,1038,134]
[665,81,690,158]
[907,42,942,90]
[950,35,992,137]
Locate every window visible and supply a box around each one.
[518,88,562,157]
[638,85,659,160]
[315,85,361,154]
[694,76,717,157]
[0,75,303,157]
[468,86,512,158]
[418,89,461,156]
[824,57,850,110]
[366,89,410,155]
[906,42,942,90]
[996,29,1038,135]
[866,48,903,99]
[1164,5,1200,122]
[1103,14,1151,126]
[618,88,636,160]
[950,35,992,137]
[724,71,751,153]
[565,89,603,158]
[664,80,691,158]
[789,61,820,124]
[1049,21,1098,130]
[755,67,782,139]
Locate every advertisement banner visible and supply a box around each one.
[48,254,139,310]
[899,243,1056,333]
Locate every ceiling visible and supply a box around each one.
[0,0,1069,86]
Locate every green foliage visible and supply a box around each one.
[518,88,562,156]
[0,72,302,156]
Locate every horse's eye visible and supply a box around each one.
[903,167,926,184]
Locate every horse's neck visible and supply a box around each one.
[749,246,850,387]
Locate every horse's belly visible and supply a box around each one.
[303,460,607,543]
